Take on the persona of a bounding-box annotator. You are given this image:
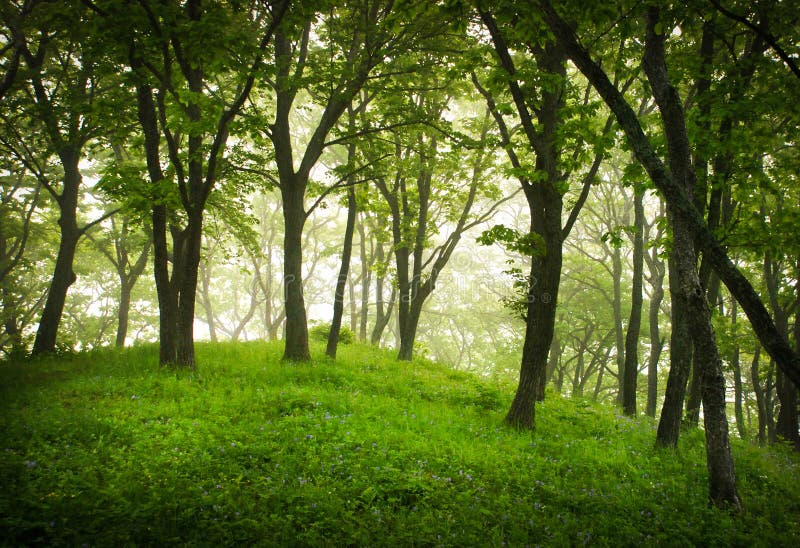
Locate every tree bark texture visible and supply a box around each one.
[32,154,81,355]
[646,241,665,418]
[281,181,311,361]
[326,185,357,359]
[641,7,740,509]
[622,187,645,415]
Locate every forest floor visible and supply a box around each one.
[1,340,798,546]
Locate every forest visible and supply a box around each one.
[1,0,800,543]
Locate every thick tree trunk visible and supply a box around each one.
[775,369,800,448]
[623,187,645,415]
[397,302,422,362]
[176,213,202,368]
[32,156,81,355]
[153,207,179,365]
[640,7,739,509]
[477,10,566,429]
[327,186,357,359]
[281,182,310,361]
[506,193,563,426]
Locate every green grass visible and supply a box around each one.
[1,341,798,546]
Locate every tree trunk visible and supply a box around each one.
[640,7,739,509]
[622,186,645,415]
[115,280,132,348]
[370,242,393,345]
[199,257,218,343]
[612,243,625,404]
[646,248,665,417]
[32,155,81,355]
[775,369,800,449]
[397,302,422,362]
[656,258,693,447]
[730,300,747,439]
[751,344,766,444]
[327,185,357,359]
[506,190,563,426]
[281,181,310,361]
[358,220,370,341]
[176,212,202,368]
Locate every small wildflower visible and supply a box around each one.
[24,460,36,468]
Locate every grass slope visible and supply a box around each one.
[1,341,798,546]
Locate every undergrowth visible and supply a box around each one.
[1,340,798,546]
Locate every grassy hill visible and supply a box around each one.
[1,340,798,546]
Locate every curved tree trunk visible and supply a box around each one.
[622,186,645,415]
[115,281,132,348]
[32,156,81,356]
[327,185,357,359]
[646,252,665,418]
[656,258,693,447]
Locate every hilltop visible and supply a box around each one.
[1,341,798,545]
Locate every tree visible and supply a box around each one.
[87,215,151,347]
[537,0,745,509]
[107,0,288,366]
[3,2,124,356]
[260,0,427,361]
[472,2,614,428]
[368,70,502,361]
[622,182,645,415]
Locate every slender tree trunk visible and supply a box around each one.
[348,279,357,335]
[766,359,776,443]
[358,220,370,341]
[115,280,132,348]
[751,344,766,444]
[646,253,665,417]
[1,283,24,358]
[623,186,645,415]
[546,331,561,387]
[32,156,81,355]
[327,185,357,359]
[730,300,747,439]
[199,258,218,343]
[612,244,625,404]
[370,242,393,345]
[656,258,693,447]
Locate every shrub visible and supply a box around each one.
[309,322,354,344]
